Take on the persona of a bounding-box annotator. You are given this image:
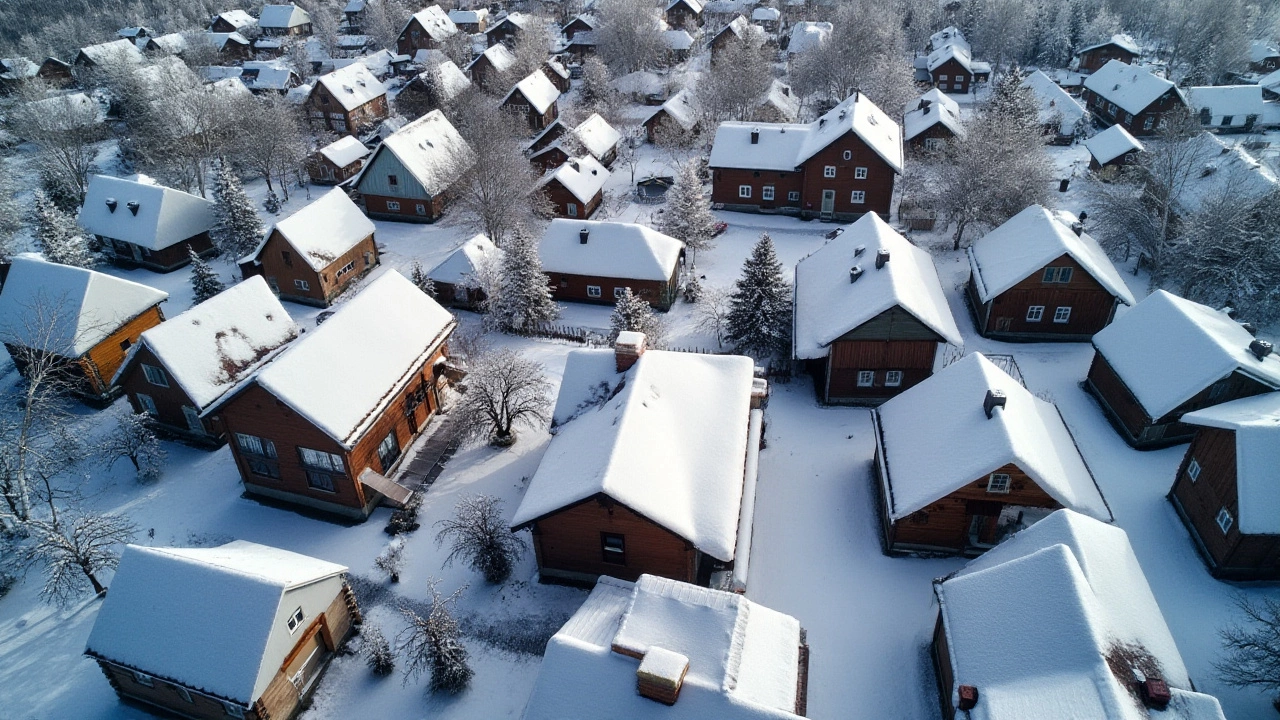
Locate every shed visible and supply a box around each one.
[428,234,499,310]
[1084,124,1144,170]
[1186,85,1264,133]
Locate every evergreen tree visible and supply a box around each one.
[660,160,718,264]
[683,270,703,303]
[33,190,95,268]
[188,246,225,304]
[0,169,20,262]
[262,190,281,215]
[725,233,792,358]
[608,288,666,347]
[493,225,558,331]
[210,162,265,260]
[986,67,1040,131]
[363,624,396,677]
[410,260,436,298]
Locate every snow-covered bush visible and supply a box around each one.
[374,539,405,583]
[363,624,396,676]
[398,580,473,694]
[435,494,524,584]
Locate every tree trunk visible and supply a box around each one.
[128,453,141,472]
[84,566,106,596]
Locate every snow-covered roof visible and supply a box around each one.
[465,42,515,73]
[1182,394,1280,535]
[936,510,1223,720]
[426,59,471,101]
[1093,290,1280,419]
[489,11,534,32]
[910,87,958,115]
[448,8,488,25]
[666,0,704,13]
[545,58,570,80]
[78,38,143,66]
[794,213,961,359]
[357,110,472,197]
[967,205,1135,306]
[85,541,346,706]
[513,350,755,561]
[253,271,455,448]
[343,0,366,13]
[573,113,621,161]
[709,92,903,174]
[405,5,458,42]
[751,7,780,21]
[78,174,215,252]
[260,188,374,272]
[713,16,764,47]
[523,575,804,719]
[1186,85,1264,120]
[663,29,695,51]
[313,62,384,111]
[903,94,964,141]
[542,155,610,204]
[259,4,310,29]
[1084,123,1144,165]
[25,91,104,123]
[242,61,297,90]
[876,353,1111,522]
[1178,133,1279,214]
[214,10,256,30]
[1077,33,1141,57]
[0,56,38,80]
[148,33,188,55]
[1252,40,1280,63]
[649,88,698,130]
[207,31,250,50]
[0,254,168,357]
[317,135,370,168]
[504,70,561,114]
[428,234,498,285]
[787,21,831,54]
[756,79,800,121]
[1083,60,1181,116]
[929,26,969,53]
[927,43,972,74]
[539,219,682,282]
[1023,70,1086,134]
[1259,68,1280,94]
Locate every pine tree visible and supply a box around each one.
[188,246,226,304]
[262,190,281,215]
[33,190,95,268]
[410,260,436,298]
[725,233,792,358]
[683,270,703,303]
[211,162,265,260]
[986,67,1040,132]
[608,288,666,347]
[493,225,558,331]
[363,624,396,677]
[660,160,718,264]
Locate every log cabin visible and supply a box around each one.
[304,63,388,136]
[565,31,598,59]
[395,6,458,56]
[1085,290,1280,449]
[85,541,360,720]
[527,119,567,154]
[903,88,963,152]
[512,335,766,588]
[1023,69,1087,143]
[539,155,609,219]
[258,4,312,36]
[463,43,516,91]
[708,92,903,222]
[873,353,1112,556]
[542,59,572,93]
[1075,34,1140,73]
[1081,60,1187,136]
[307,135,371,185]
[1170,394,1280,580]
[74,39,144,68]
[36,57,74,86]
[1084,123,1144,171]
[114,277,298,446]
[502,71,562,130]
[210,9,257,34]
[0,254,168,405]
[573,113,621,167]
[664,0,703,28]
[447,8,489,33]
[352,110,472,223]
[522,574,808,718]
[710,17,764,59]
[428,234,499,310]
[78,174,216,272]
[206,271,456,520]
[561,14,597,40]
[529,140,571,172]
[926,43,975,94]
[794,213,962,404]
[931,510,1223,720]
[239,188,378,307]
[400,59,470,111]
[643,88,699,142]
[966,205,1135,341]
[207,32,254,60]
[485,12,532,48]
[539,220,683,311]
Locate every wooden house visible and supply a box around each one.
[751,80,800,123]
[664,0,703,28]
[1250,40,1280,73]
[540,155,609,219]
[352,110,472,222]
[542,58,571,93]
[527,118,567,152]
[564,30,598,59]
[873,353,1112,555]
[258,4,312,36]
[74,38,144,68]
[1082,60,1186,136]
[511,336,765,587]
[305,63,387,136]
[0,254,167,404]
[0,57,38,94]
[463,43,516,91]
[399,59,471,113]
[1023,69,1087,143]
[794,213,962,405]
[77,174,216,272]
[308,135,371,185]
[710,16,764,59]
[573,113,621,166]
[239,188,379,307]
[925,43,976,94]
[1086,290,1280,448]
[931,510,1223,720]
[966,206,1135,341]
[36,57,73,86]
[502,71,562,130]
[210,9,257,34]
[206,271,456,520]
[751,7,781,32]
[428,234,498,310]
[561,14,597,40]
[1084,123,1144,171]
[395,6,458,56]
[206,32,253,60]
[643,88,698,142]
[485,12,532,48]
[85,541,360,720]
[447,8,489,33]
[1187,85,1264,133]
[1075,34,1140,73]
[1172,394,1280,580]
[522,574,808,718]
[114,277,297,446]
[903,88,963,152]
[540,220,683,310]
[708,92,903,222]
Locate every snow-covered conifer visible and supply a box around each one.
[608,288,666,347]
[725,233,792,358]
[493,225,558,331]
[188,246,225,304]
[210,162,265,260]
[34,190,95,268]
[262,190,281,215]
[364,624,397,676]
[660,160,718,263]
[410,260,436,297]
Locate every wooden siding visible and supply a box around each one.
[356,146,434,200]
[502,90,559,130]
[307,153,364,185]
[256,229,379,307]
[826,339,938,402]
[932,613,958,720]
[930,58,973,93]
[81,305,166,400]
[99,661,246,720]
[545,267,680,311]
[544,179,602,219]
[361,193,448,222]
[1085,352,1153,444]
[105,232,215,273]
[906,121,957,152]
[1078,45,1137,73]
[1081,86,1185,137]
[305,84,388,136]
[120,343,219,443]
[665,1,702,28]
[396,16,446,55]
[975,253,1121,341]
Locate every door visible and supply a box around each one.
[820,190,835,218]
[182,406,205,435]
[995,317,1012,332]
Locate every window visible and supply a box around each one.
[387,174,398,186]
[1143,116,1154,131]
[601,533,626,564]
[327,112,344,120]
[281,250,293,266]
[119,338,132,352]
[939,74,948,80]
[1026,305,1045,322]
[299,447,345,473]
[132,671,155,687]
[856,370,875,387]
[1217,507,1234,534]
[566,202,578,217]
[293,279,311,291]
[222,702,246,719]
[1187,458,1201,482]
[1042,267,1074,283]
[236,433,280,479]
[823,165,836,178]
[842,150,852,160]
[377,430,400,472]
[850,190,865,204]
[924,137,944,152]
[307,471,336,492]
[587,285,602,298]
[987,473,1011,494]
[788,190,800,202]
[415,203,426,215]
[386,200,400,211]
[884,370,903,387]
[854,166,868,179]
[613,287,628,299]
[286,606,305,633]
[142,364,169,388]
[762,185,775,201]
[335,261,356,279]
[1221,115,1233,126]
[738,185,752,198]
[136,393,157,415]
[1053,306,1072,323]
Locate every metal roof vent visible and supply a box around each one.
[579,227,589,244]
[105,198,117,213]
[1250,339,1273,360]
[854,244,865,257]
[984,389,1007,418]
[875,249,890,269]
[126,201,140,216]
[1071,221,1083,236]
[849,265,863,283]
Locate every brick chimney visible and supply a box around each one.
[615,331,646,372]
[636,647,689,705]
[957,684,979,711]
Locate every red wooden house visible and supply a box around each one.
[351,110,472,223]
[485,12,532,48]
[561,14,596,40]
[502,71,562,130]
[925,43,976,94]
[664,0,703,28]
[1084,123,1144,171]
[1075,34,1140,73]
[427,234,499,310]
[209,9,257,34]
[1081,60,1187,136]
[395,6,458,56]
[539,155,609,219]
[539,219,684,311]
[643,88,699,142]
[307,135,371,185]
[304,63,388,136]
[903,88,963,152]
[463,43,516,91]
[78,174,216,272]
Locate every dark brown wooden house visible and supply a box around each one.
[540,155,608,219]
[35,57,73,85]
[502,71,561,130]
[873,353,1112,555]
[903,89,963,152]
[395,5,458,56]
[210,9,257,34]
[561,14,596,40]
[539,219,683,311]
[1076,34,1140,73]
[664,0,703,28]
[485,12,531,48]
[78,174,216,272]
[207,271,456,520]
[351,110,472,223]
[427,234,498,310]
[643,89,698,142]
[1082,60,1187,136]
[304,63,388,136]
[710,16,761,58]
[1086,290,1280,449]
[447,8,488,33]
[926,44,975,94]
[512,339,763,587]
[307,135,371,185]
[1084,123,1145,170]
[1171,394,1280,580]
[794,213,962,404]
[542,59,571,93]
[966,206,1135,341]
[463,43,516,91]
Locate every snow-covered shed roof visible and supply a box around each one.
[426,59,471,101]
[253,271,455,448]
[260,188,373,272]
[574,113,621,161]
[904,94,964,141]
[649,88,698,130]
[448,8,488,25]
[78,38,143,66]
[1093,290,1280,419]
[663,29,695,51]
[313,62,384,111]
[343,0,366,13]
[935,510,1223,720]
[1186,85,1264,120]
[929,26,969,53]
[1084,124,1144,166]
[542,155,609,204]
[539,219,682,282]
[911,87,959,115]
[357,110,472,197]
[751,6,780,21]
[713,16,764,46]
[504,70,561,114]
[1077,33,1141,57]
[709,92,903,174]
[756,79,800,121]
[1260,68,1280,94]
[522,575,804,719]
[1023,69,1086,134]
[1083,60,1181,115]
[214,10,257,30]
[0,56,38,80]
[147,33,189,55]
[876,353,1111,522]
[927,43,972,73]
[1178,133,1279,214]
[786,21,831,54]
[465,42,515,73]
[85,541,346,706]
[545,58,570,80]
[428,234,498,285]
[207,31,251,50]
[259,4,310,29]
[794,213,961,360]
[967,205,1135,306]
[513,349,755,561]
[78,174,215,252]
[0,254,168,357]
[404,5,458,42]
[1183,394,1280,535]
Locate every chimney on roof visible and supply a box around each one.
[1250,339,1273,360]
[105,198,117,213]
[1071,221,1083,236]
[1242,322,1258,336]
[126,201,140,216]
[636,647,689,705]
[957,685,979,711]
[875,249,890,269]
[615,331,646,372]
[983,389,1007,418]
[849,265,863,283]
[1140,678,1171,710]
[579,227,589,243]
[854,245,865,257]
[750,128,760,144]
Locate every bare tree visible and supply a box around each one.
[18,509,137,605]
[449,105,547,246]
[1170,187,1280,321]
[502,15,556,84]
[595,0,667,74]
[694,284,732,348]
[789,0,913,113]
[100,409,165,483]
[454,348,553,446]
[1216,594,1280,700]
[232,93,310,198]
[131,70,248,196]
[696,40,773,122]
[363,0,414,50]
[398,580,473,694]
[435,494,524,584]
[375,539,406,582]
[7,82,107,208]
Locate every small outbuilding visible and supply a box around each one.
[539,219,683,310]
[307,135,371,185]
[540,155,609,220]
[1084,124,1144,170]
[1075,33,1140,73]
[502,70,562,130]
[428,234,499,310]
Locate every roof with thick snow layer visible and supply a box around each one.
[1182,394,1280,534]
[786,21,830,54]
[936,510,1224,720]
[903,96,964,141]
[752,7,780,21]
[314,62,384,111]
[1083,60,1181,115]
[0,254,168,357]
[1084,123,1144,165]
[1249,66,1278,93]
[929,26,969,52]
[648,88,698,130]
[448,8,488,25]
[405,5,458,41]
[1178,133,1278,214]
[78,174,215,251]
[1252,40,1280,63]
[968,205,1134,305]
[876,353,1111,521]
[356,110,472,197]
[429,59,471,101]
[428,234,498,285]
[513,350,755,561]
[266,188,374,272]
[85,541,346,706]
[1186,85,1264,120]
[504,70,561,114]
[214,10,256,29]
[465,42,515,73]
[318,135,370,168]
[709,93,903,174]
[254,271,455,448]
[259,4,310,29]
[1023,70,1086,134]
[78,38,143,66]
[573,113,621,160]
[1078,33,1140,56]
[927,42,972,73]
[539,219,682,282]
[542,155,609,204]
[794,213,960,359]
[757,79,800,121]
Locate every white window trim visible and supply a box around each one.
[854,166,868,179]
[761,185,775,201]
[856,370,874,387]
[613,287,627,299]
[787,190,800,202]
[287,606,305,633]
[1217,507,1234,534]
[938,74,948,80]
[586,285,602,298]
[850,190,865,204]
[142,363,169,388]
[884,370,903,387]
[738,184,752,198]
[987,473,1011,494]
[842,150,852,160]
[823,165,836,178]
[1026,305,1045,322]
[386,200,401,211]
[1187,458,1201,482]
[293,279,311,291]
[1053,306,1072,324]
[136,393,158,415]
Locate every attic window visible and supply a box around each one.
[1187,458,1201,482]
[1217,507,1234,534]
[986,473,1011,494]
[286,607,305,633]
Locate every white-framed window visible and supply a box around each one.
[566,202,578,217]
[286,606,305,633]
[132,670,154,687]
[939,74,948,80]
[850,190,865,204]
[415,203,426,215]
[386,200,401,211]
[1217,507,1234,534]
[613,287,627,299]
[294,279,311,291]
[1143,116,1154,130]
[335,260,356,278]
[1053,306,1072,323]
[222,702,246,719]
[762,185,775,200]
[823,165,836,178]
[1042,267,1074,283]
[299,447,344,473]
[1187,458,1201,482]
[854,166,868,179]
[587,285,602,298]
[1026,305,1045,322]
[142,364,169,388]
[842,149,852,160]
[738,184,753,198]
[884,370,903,387]
[987,473,1011,494]
[136,393,158,415]
[856,370,874,387]
[788,190,800,202]
[924,137,944,151]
